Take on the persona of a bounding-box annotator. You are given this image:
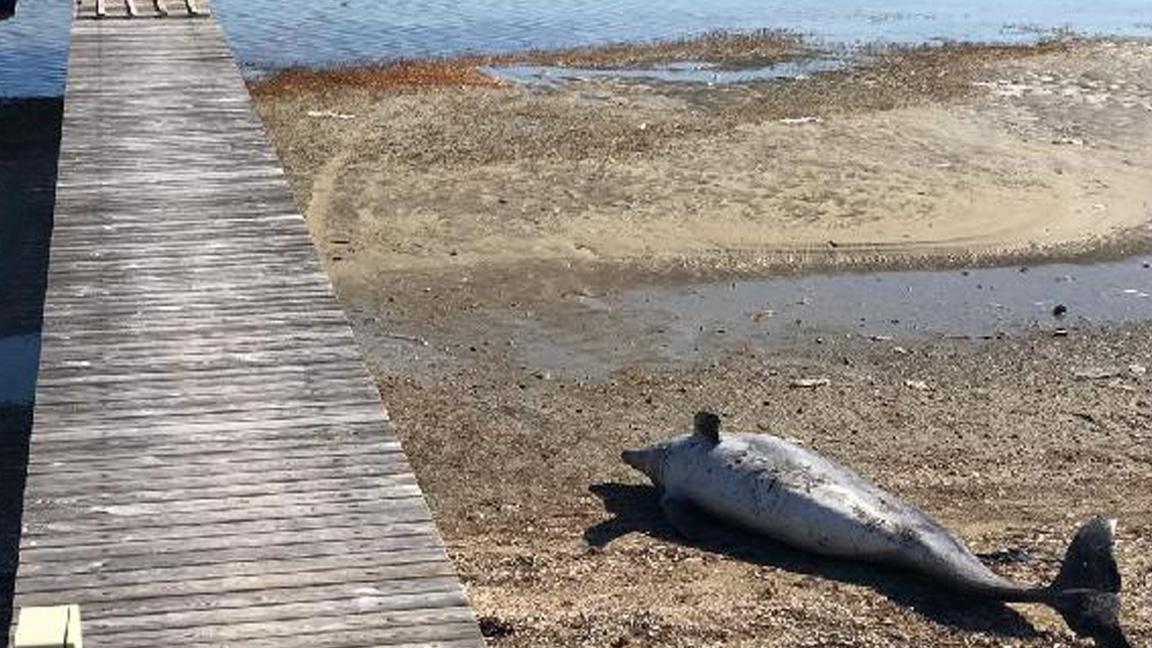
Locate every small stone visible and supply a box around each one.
[478,616,515,638]
[1129,364,1147,376]
[789,378,830,389]
[1052,303,1068,318]
[904,379,930,391]
[1074,367,1120,380]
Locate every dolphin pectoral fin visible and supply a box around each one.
[659,494,714,542]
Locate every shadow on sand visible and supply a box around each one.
[585,482,1041,639]
[0,96,63,641]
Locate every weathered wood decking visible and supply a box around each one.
[11,11,485,648]
[75,0,208,20]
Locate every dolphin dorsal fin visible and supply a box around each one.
[694,411,721,444]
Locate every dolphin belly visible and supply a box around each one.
[665,436,920,560]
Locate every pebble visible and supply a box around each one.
[789,378,830,389]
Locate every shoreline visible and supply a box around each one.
[244,33,1152,646]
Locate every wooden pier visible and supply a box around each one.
[10,8,485,648]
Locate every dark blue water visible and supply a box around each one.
[0,97,60,405]
[3,0,1152,96]
[0,0,71,98]
[211,0,1152,73]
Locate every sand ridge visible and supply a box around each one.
[253,39,1152,278]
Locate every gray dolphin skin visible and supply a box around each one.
[622,412,1130,648]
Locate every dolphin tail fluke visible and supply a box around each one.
[1048,517,1130,648]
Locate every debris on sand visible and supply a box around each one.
[478,615,516,638]
[789,377,830,389]
[252,61,505,95]
[306,109,356,120]
[904,379,931,391]
[1073,367,1120,380]
[779,116,823,125]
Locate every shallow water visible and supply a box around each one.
[500,257,1152,379]
[3,0,1152,97]
[486,58,846,87]
[625,257,1152,351]
[0,335,40,403]
[0,98,62,405]
[211,0,1152,73]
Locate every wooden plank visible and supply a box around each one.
[23,469,422,505]
[12,13,483,648]
[85,593,475,635]
[18,556,458,597]
[15,562,461,605]
[19,536,451,578]
[22,520,439,562]
[184,0,207,17]
[91,605,477,646]
[82,578,468,624]
[22,514,439,551]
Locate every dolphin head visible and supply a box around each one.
[621,438,679,486]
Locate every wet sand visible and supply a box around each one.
[249,37,1152,647]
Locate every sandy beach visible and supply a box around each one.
[253,37,1152,277]
[249,35,1152,647]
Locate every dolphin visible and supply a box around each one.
[622,412,1130,648]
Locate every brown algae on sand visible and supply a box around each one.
[250,29,812,97]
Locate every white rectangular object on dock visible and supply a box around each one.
[14,605,82,648]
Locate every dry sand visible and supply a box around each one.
[253,38,1152,278]
[249,37,1152,647]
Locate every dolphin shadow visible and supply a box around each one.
[585,482,1041,639]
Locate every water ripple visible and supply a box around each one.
[0,0,71,98]
[207,0,1152,73]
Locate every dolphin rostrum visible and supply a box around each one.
[622,412,1129,648]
